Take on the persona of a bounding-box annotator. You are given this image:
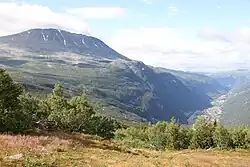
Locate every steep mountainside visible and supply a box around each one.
[219,75,250,126]
[0,28,228,124]
[155,68,229,99]
[190,70,250,127]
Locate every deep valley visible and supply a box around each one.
[0,28,250,126]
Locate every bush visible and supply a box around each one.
[43,84,70,129]
[58,95,95,132]
[189,117,215,149]
[43,84,120,139]
[114,119,191,150]
[231,127,249,149]
[115,127,151,148]
[114,117,249,151]
[213,124,233,149]
[165,118,190,150]
[86,116,121,139]
[146,122,168,150]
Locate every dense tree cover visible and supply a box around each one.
[115,117,250,150]
[0,69,120,139]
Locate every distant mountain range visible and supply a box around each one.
[0,28,235,124]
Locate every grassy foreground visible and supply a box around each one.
[1,132,250,167]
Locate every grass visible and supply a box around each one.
[1,132,250,167]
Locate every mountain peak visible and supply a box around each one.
[0,28,128,60]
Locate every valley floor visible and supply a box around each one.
[1,132,250,167]
[188,93,229,124]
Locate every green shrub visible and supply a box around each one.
[42,84,121,139]
[85,116,121,139]
[189,117,215,149]
[146,122,168,150]
[165,118,190,150]
[231,127,249,149]
[59,95,95,132]
[115,128,151,148]
[114,126,151,148]
[213,124,233,149]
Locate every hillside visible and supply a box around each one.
[1,67,250,166]
[0,28,228,124]
[193,70,250,127]
[155,68,229,99]
[220,77,250,126]
[1,133,250,167]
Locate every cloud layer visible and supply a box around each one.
[0,2,126,36]
[66,7,126,20]
[107,27,250,72]
[1,2,250,72]
[0,2,90,35]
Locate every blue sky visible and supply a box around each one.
[13,0,250,36]
[1,0,250,71]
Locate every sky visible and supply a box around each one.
[1,0,250,72]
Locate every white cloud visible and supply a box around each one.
[66,7,126,20]
[168,5,179,17]
[107,27,250,72]
[199,27,250,44]
[197,27,232,43]
[235,28,250,43]
[0,2,90,36]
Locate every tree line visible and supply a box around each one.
[115,118,250,150]
[1,68,250,150]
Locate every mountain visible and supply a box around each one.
[218,73,250,127]
[192,70,250,127]
[0,28,128,60]
[0,28,228,124]
[177,69,250,127]
[208,69,250,90]
[155,68,229,99]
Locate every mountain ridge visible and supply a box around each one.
[0,28,129,60]
[0,28,229,124]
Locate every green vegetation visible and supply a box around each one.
[1,68,250,167]
[1,68,250,151]
[115,117,250,151]
[0,68,120,139]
